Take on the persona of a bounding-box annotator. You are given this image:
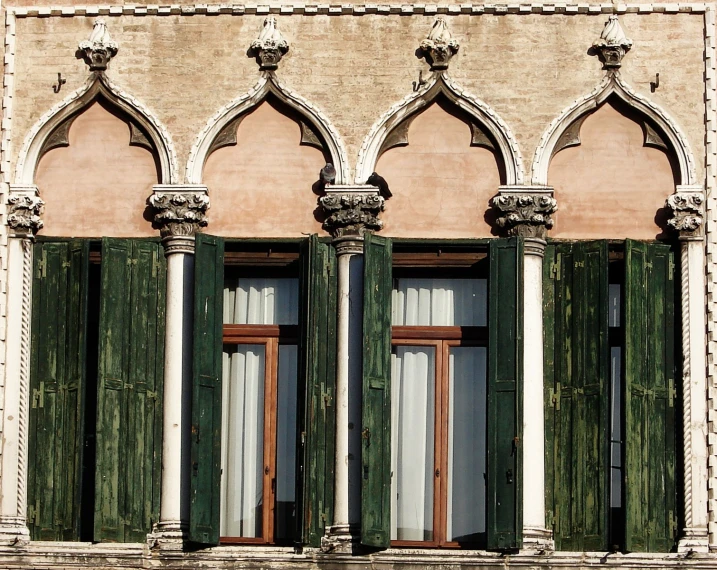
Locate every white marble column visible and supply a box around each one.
[319,185,384,552]
[492,186,557,551]
[667,189,709,553]
[0,186,43,543]
[149,186,209,546]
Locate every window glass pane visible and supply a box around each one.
[220,345,265,538]
[392,278,487,326]
[447,347,487,543]
[223,278,299,325]
[390,346,435,541]
[609,284,621,328]
[275,344,298,542]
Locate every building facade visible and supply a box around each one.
[0,1,712,568]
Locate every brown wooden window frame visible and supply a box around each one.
[390,248,488,549]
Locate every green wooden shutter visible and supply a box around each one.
[28,240,89,541]
[300,236,337,546]
[624,240,677,552]
[545,241,609,551]
[95,239,165,542]
[124,241,166,541]
[361,233,392,548]
[487,237,523,550]
[95,238,132,542]
[189,233,224,545]
[543,243,556,538]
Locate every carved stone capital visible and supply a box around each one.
[150,185,209,241]
[592,15,632,69]
[320,185,384,239]
[250,17,289,71]
[78,18,118,71]
[491,186,557,239]
[667,189,704,238]
[418,17,459,71]
[7,185,44,237]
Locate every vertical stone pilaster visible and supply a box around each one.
[668,186,710,553]
[319,185,384,552]
[0,184,43,544]
[149,184,209,548]
[492,185,557,552]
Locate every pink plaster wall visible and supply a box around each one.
[35,101,159,238]
[376,102,500,238]
[203,100,326,237]
[549,102,676,240]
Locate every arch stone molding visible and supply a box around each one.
[355,71,525,185]
[186,72,350,185]
[530,72,697,187]
[14,72,179,186]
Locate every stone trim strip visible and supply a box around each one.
[704,5,717,550]
[6,3,710,18]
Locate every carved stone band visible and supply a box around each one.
[7,192,44,236]
[666,192,704,237]
[150,189,210,239]
[491,193,557,239]
[320,189,384,239]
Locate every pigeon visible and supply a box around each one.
[367,172,392,199]
[320,163,336,185]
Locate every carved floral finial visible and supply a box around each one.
[491,193,557,239]
[250,17,290,71]
[592,15,633,69]
[150,191,210,239]
[78,18,119,72]
[666,192,704,237]
[418,17,460,71]
[7,194,44,235]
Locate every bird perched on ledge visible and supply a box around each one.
[367,172,392,200]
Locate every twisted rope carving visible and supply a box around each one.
[16,239,31,518]
[682,243,693,529]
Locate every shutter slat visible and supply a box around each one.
[189,233,224,545]
[487,237,523,550]
[360,233,392,548]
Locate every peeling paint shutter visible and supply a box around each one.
[28,240,89,541]
[360,233,392,548]
[300,236,337,546]
[624,240,677,552]
[487,237,523,550]
[189,233,224,545]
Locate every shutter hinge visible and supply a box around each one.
[550,253,562,281]
[574,260,585,268]
[645,261,653,270]
[669,510,678,537]
[552,382,561,410]
[152,250,161,278]
[124,383,134,391]
[61,261,71,269]
[322,390,332,410]
[668,378,676,408]
[146,390,158,400]
[37,250,47,278]
[668,257,675,281]
[27,500,39,525]
[326,263,333,278]
[127,258,138,267]
[32,382,44,409]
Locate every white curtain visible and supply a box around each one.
[392,278,487,326]
[224,278,299,325]
[275,345,298,540]
[447,347,487,541]
[220,345,265,538]
[390,347,435,541]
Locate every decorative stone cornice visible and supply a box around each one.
[592,15,632,69]
[7,185,43,237]
[667,186,705,239]
[78,18,118,72]
[150,185,209,242]
[491,186,557,239]
[320,185,384,239]
[250,17,289,71]
[418,17,459,71]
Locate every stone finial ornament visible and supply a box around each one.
[592,15,633,69]
[78,18,119,71]
[150,191,210,238]
[320,187,385,238]
[250,17,290,71]
[666,192,704,236]
[491,192,558,239]
[418,17,460,71]
[7,194,44,235]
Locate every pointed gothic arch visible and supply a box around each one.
[531,73,697,187]
[355,72,524,185]
[187,73,349,185]
[15,73,178,186]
